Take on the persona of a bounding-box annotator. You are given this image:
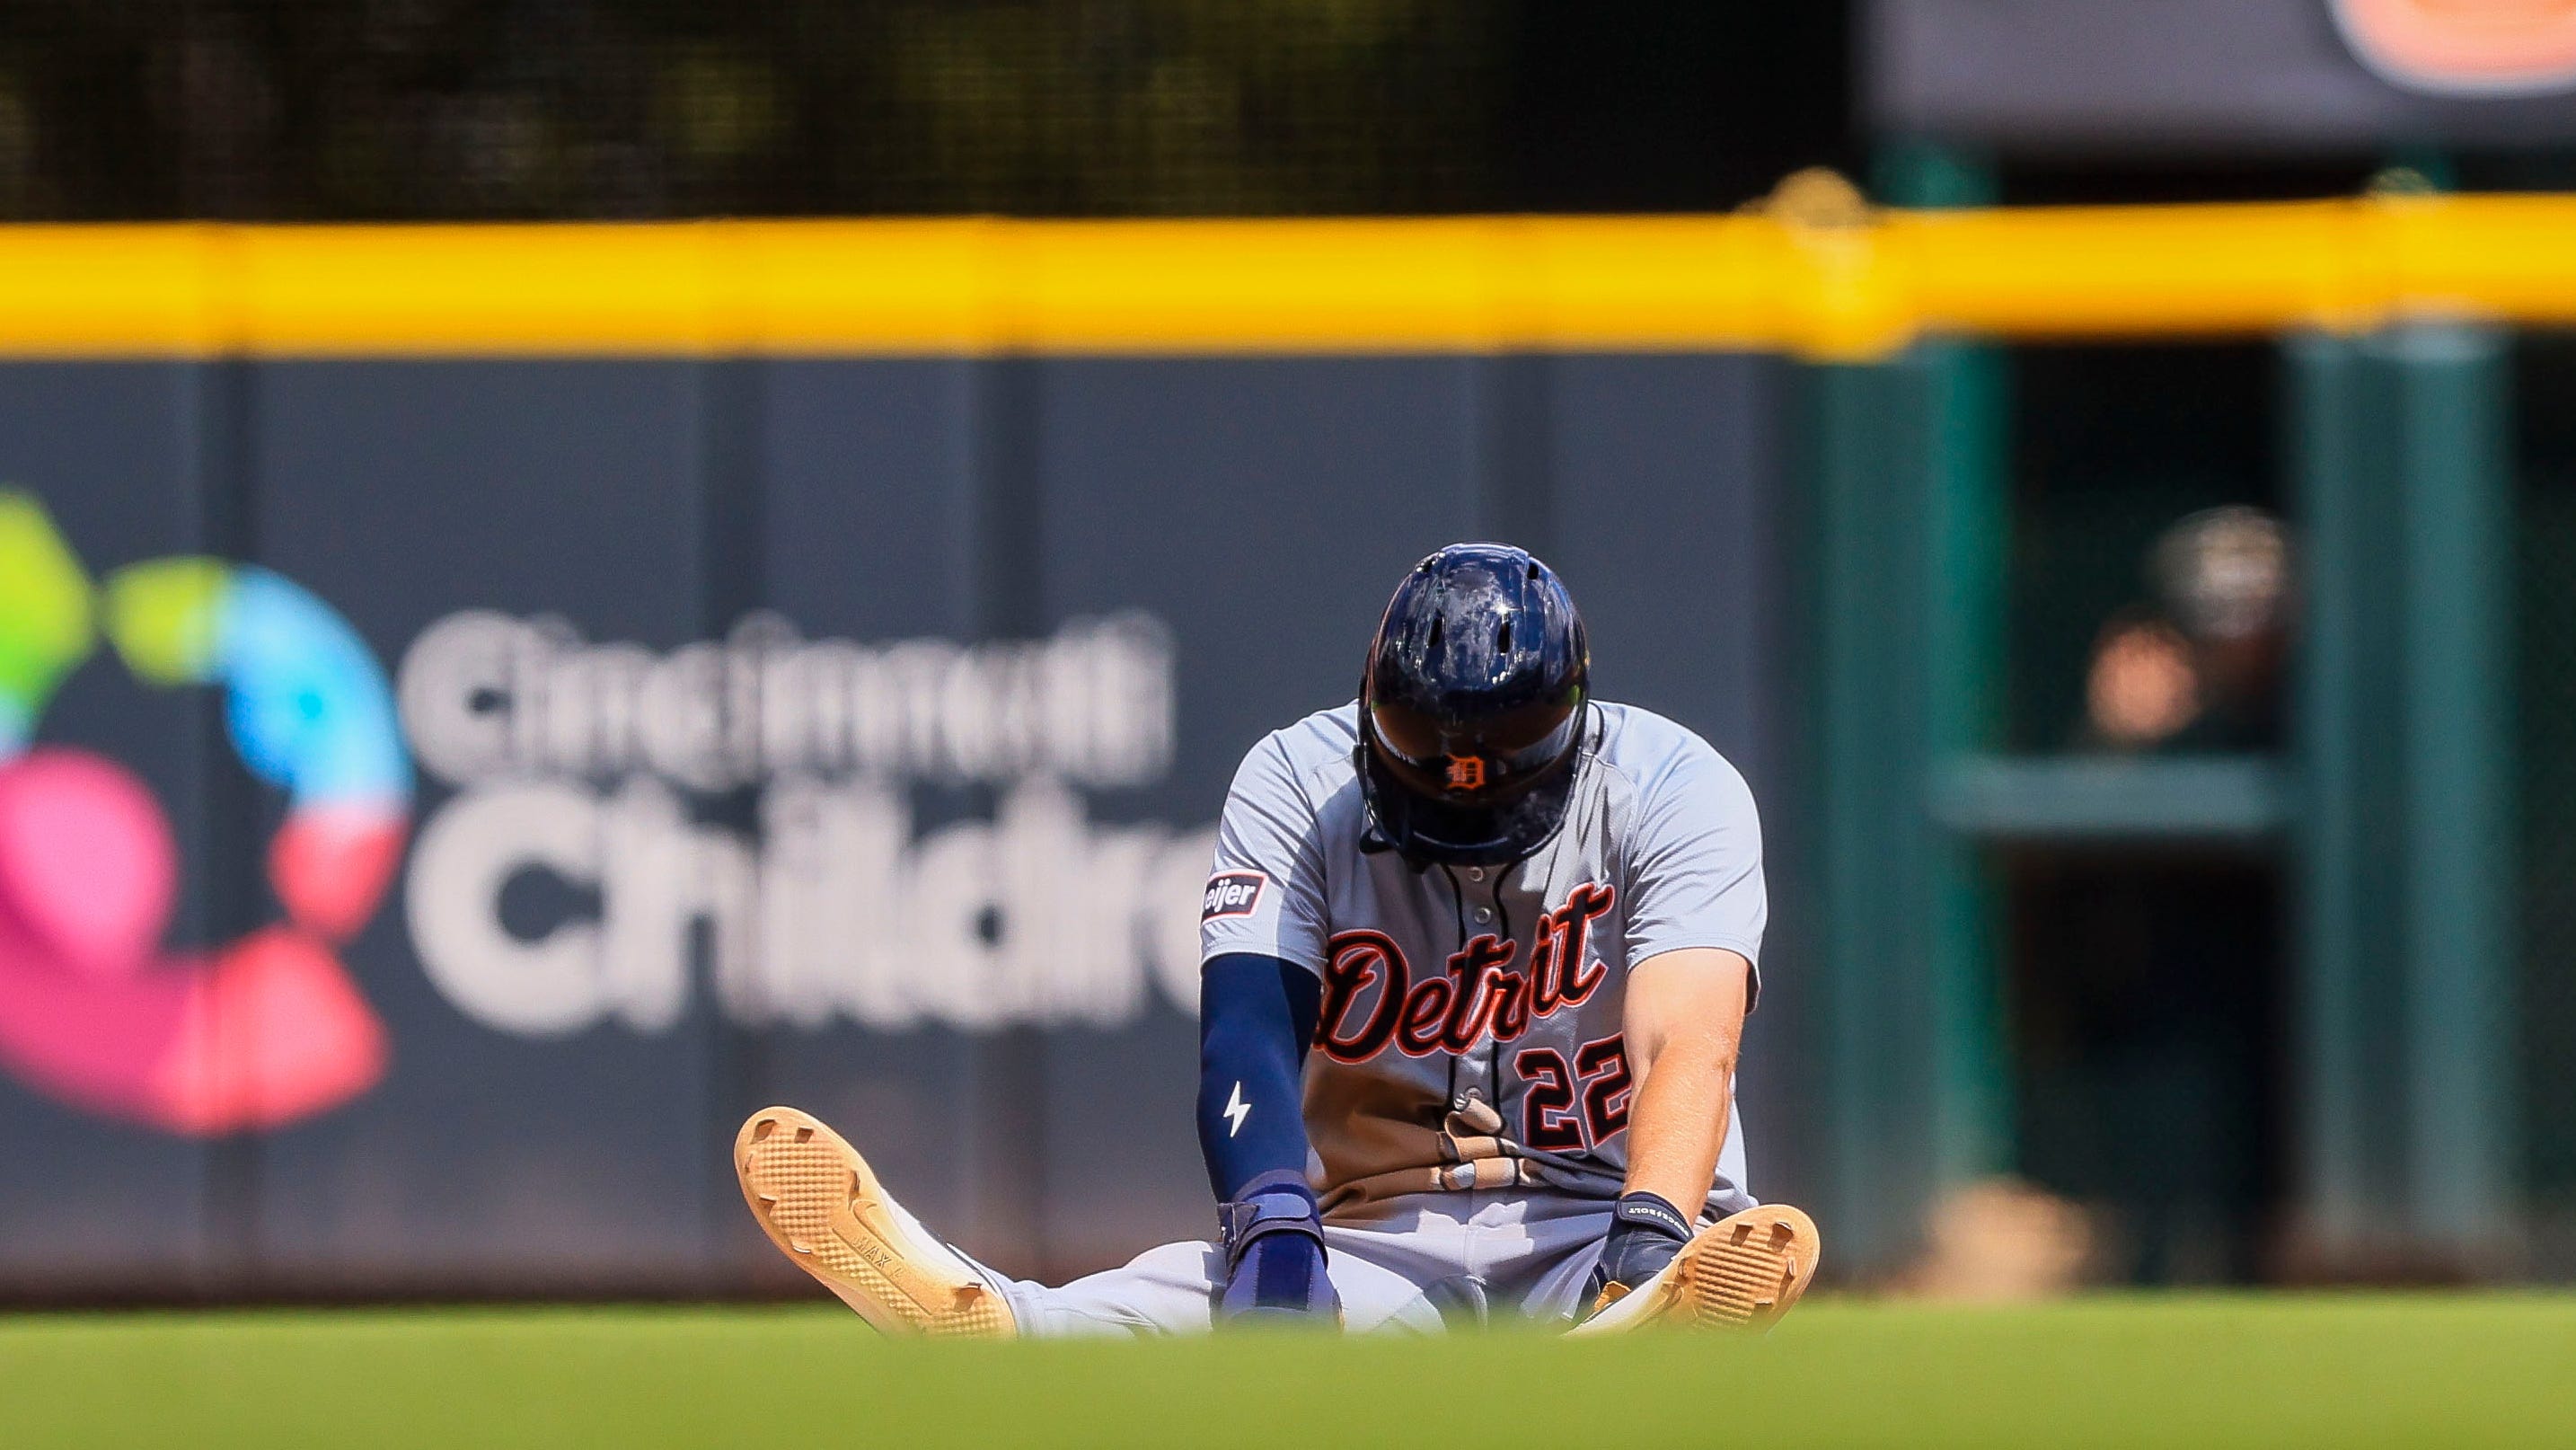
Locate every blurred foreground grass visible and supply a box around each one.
[7,1295,2572,1448]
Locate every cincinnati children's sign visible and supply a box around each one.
[397,608,1212,1039]
[0,490,1211,1134]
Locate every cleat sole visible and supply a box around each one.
[735,1107,1012,1338]
[1572,1202,1820,1336]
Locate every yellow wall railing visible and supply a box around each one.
[8,193,2576,360]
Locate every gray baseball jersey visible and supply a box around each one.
[1199,699,1764,1223]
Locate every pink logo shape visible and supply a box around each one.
[0,747,387,1132]
[0,749,172,977]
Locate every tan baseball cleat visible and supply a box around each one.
[1568,1203,1821,1335]
[734,1106,1017,1338]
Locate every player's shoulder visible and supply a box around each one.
[1279,700,1362,757]
[1589,700,1749,799]
[1230,702,1361,791]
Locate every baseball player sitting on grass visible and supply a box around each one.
[735,543,1820,1333]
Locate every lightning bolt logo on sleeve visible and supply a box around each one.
[1223,1082,1251,1137]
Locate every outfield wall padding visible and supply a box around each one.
[0,354,1796,1297]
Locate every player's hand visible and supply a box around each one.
[1583,1191,1695,1318]
[1216,1171,1341,1326]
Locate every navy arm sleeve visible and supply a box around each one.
[1197,952,1321,1203]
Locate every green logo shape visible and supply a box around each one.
[103,557,230,687]
[0,491,96,750]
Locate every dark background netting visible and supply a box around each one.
[0,0,1850,219]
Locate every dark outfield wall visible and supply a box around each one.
[0,354,1798,1298]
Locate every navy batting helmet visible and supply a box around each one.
[1358,544,1592,866]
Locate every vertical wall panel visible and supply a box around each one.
[244,361,723,1290]
[2291,328,2519,1269]
[737,358,984,1284]
[0,365,214,1295]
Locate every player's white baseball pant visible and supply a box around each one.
[966,1190,1630,1336]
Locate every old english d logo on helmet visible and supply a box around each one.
[1359,544,1589,867]
[2333,0,2576,94]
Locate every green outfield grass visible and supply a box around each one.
[6,1295,2572,1448]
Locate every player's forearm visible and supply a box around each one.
[1614,947,1751,1212]
[1199,952,1339,1325]
[1196,952,1321,1201]
[1617,1025,1736,1211]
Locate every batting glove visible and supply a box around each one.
[1583,1190,1694,1317]
[1217,1170,1340,1326]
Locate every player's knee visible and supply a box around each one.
[1124,1237,1226,1292]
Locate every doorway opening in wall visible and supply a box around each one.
[2516,333,2576,1278]
[2002,851,2287,1286]
[1991,341,2292,1286]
